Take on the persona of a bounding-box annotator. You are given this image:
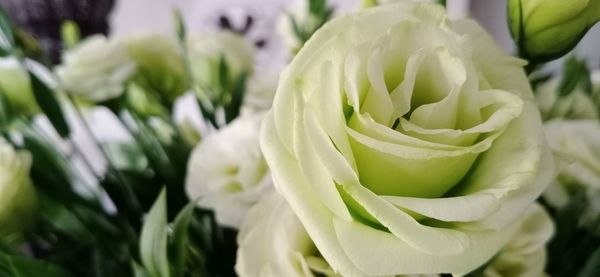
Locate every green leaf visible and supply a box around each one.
[578,247,600,277]
[173,9,186,43]
[0,86,14,132]
[558,56,592,97]
[0,253,74,277]
[309,0,327,16]
[22,131,75,200]
[0,5,15,56]
[132,261,151,277]
[224,71,247,123]
[529,72,554,91]
[169,201,196,277]
[140,188,170,277]
[26,62,70,137]
[548,189,587,258]
[103,141,149,172]
[289,15,308,43]
[39,194,95,243]
[217,55,230,95]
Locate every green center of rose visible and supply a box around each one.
[341,21,523,199]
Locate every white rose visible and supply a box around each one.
[185,114,271,227]
[56,35,136,102]
[261,2,554,275]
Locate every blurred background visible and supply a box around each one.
[0,0,598,174]
[1,0,598,69]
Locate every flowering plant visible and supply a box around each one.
[0,0,599,276]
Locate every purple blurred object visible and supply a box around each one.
[0,0,115,64]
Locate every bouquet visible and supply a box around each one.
[0,0,599,276]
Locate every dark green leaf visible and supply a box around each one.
[529,72,553,91]
[0,5,15,56]
[26,63,70,137]
[0,240,18,255]
[548,189,587,257]
[22,131,74,200]
[39,194,95,243]
[224,72,247,123]
[0,253,74,277]
[169,202,196,277]
[309,0,327,16]
[578,247,600,277]
[558,56,592,97]
[217,55,230,95]
[0,87,14,132]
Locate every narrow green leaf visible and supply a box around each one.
[0,87,14,131]
[217,55,230,95]
[289,16,308,43]
[0,253,74,277]
[224,72,247,123]
[173,9,186,42]
[0,5,15,56]
[22,131,74,199]
[26,62,70,137]
[169,202,196,277]
[140,189,170,277]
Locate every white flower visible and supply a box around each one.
[185,114,271,228]
[236,191,340,277]
[543,120,600,227]
[126,33,188,103]
[241,70,279,115]
[0,141,37,242]
[56,35,136,102]
[535,79,598,120]
[484,204,554,277]
[261,2,554,275]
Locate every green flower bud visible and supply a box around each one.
[508,0,600,62]
[0,57,38,116]
[126,34,188,106]
[0,142,37,243]
[125,82,168,118]
[187,31,254,100]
